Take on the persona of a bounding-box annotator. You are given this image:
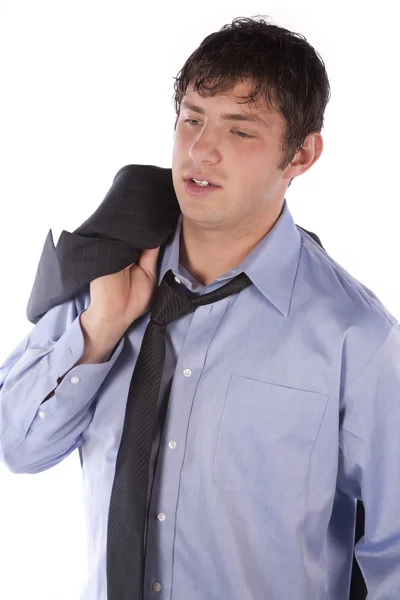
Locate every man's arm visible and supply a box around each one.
[338,322,400,598]
[1,241,159,474]
[39,309,123,404]
[0,291,125,474]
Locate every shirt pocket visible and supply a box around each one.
[212,375,328,500]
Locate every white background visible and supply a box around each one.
[0,1,399,598]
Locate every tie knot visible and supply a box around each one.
[151,275,196,326]
[150,270,252,327]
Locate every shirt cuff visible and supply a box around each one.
[32,312,125,423]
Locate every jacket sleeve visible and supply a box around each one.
[0,289,125,474]
[338,322,400,598]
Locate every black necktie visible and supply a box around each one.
[106,268,252,599]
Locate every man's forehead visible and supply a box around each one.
[182,84,277,125]
[186,79,268,102]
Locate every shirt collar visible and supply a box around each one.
[159,199,302,317]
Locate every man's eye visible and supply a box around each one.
[234,130,253,139]
[183,119,253,139]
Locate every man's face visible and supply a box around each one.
[172,79,296,235]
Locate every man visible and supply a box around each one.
[1,16,399,599]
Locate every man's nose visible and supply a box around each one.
[189,129,221,164]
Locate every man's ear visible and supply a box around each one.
[282,133,324,182]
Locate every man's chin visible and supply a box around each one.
[179,205,228,232]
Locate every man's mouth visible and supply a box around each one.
[191,178,215,187]
[183,178,221,196]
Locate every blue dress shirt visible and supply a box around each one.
[1,199,400,599]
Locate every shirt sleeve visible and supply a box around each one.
[0,290,125,474]
[337,321,400,598]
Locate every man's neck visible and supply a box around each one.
[178,215,278,286]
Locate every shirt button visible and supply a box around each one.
[174,276,181,284]
[168,440,177,449]
[157,512,166,521]
[70,376,80,384]
[183,368,192,377]
[152,582,162,592]
[38,411,46,419]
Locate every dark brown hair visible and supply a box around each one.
[173,16,331,186]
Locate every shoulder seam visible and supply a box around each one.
[298,230,397,327]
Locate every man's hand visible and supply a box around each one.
[77,246,161,364]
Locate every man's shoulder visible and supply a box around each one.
[297,230,398,383]
[298,228,397,329]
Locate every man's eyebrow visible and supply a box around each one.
[181,100,269,127]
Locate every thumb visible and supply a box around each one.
[138,246,161,275]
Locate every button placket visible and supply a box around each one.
[145,302,226,598]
